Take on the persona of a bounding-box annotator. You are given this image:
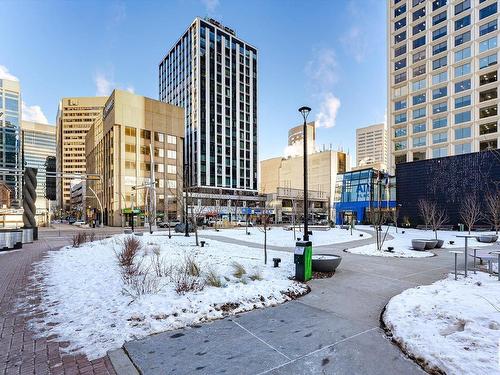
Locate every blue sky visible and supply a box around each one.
[0,0,386,161]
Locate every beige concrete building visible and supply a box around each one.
[260,150,350,222]
[355,123,388,171]
[388,0,500,172]
[85,90,184,227]
[56,96,107,211]
[21,121,56,225]
[286,122,316,157]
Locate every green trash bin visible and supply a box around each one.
[294,240,312,281]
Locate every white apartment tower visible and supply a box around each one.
[388,0,499,172]
[159,17,259,209]
[356,123,389,170]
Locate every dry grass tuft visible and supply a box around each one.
[231,261,246,278]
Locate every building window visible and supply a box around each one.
[167,165,177,174]
[413,93,426,105]
[479,104,498,119]
[395,154,407,164]
[433,101,448,114]
[479,36,497,53]
[413,50,426,63]
[432,41,447,56]
[455,110,471,124]
[395,113,407,124]
[432,56,447,70]
[395,44,407,58]
[480,70,498,85]
[455,31,471,46]
[455,63,471,77]
[455,127,471,140]
[479,122,498,135]
[455,143,471,154]
[394,99,407,111]
[413,151,426,161]
[432,0,447,11]
[154,132,165,142]
[395,58,407,71]
[433,117,448,129]
[412,78,426,91]
[479,53,498,69]
[394,17,407,31]
[167,150,177,159]
[432,71,448,85]
[413,136,426,147]
[455,15,471,31]
[455,79,471,93]
[125,127,136,137]
[394,85,408,97]
[480,139,498,150]
[479,20,498,36]
[479,88,498,102]
[167,135,177,144]
[432,11,447,25]
[413,64,426,77]
[432,26,447,40]
[395,140,407,151]
[413,122,426,133]
[413,107,426,119]
[140,129,151,139]
[455,95,471,108]
[413,36,426,49]
[455,47,471,62]
[394,71,407,84]
[432,147,448,158]
[395,31,407,44]
[479,3,497,20]
[454,0,471,15]
[394,4,406,17]
[395,127,407,138]
[125,144,136,153]
[413,21,426,35]
[432,86,447,99]
[412,7,425,21]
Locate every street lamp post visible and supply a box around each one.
[299,106,311,241]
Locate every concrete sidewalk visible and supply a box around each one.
[122,233,459,374]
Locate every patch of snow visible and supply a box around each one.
[384,272,500,374]
[202,226,370,247]
[29,234,307,360]
[347,226,497,258]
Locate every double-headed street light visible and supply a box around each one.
[299,106,311,241]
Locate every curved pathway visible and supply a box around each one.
[122,229,467,375]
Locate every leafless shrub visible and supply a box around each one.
[151,252,172,278]
[88,232,96,242]
[115,236,143,282]
[121,265,161,298]
[173,271,205,295]
[72,232,88,247]
[184,254,200,277]
[248,270,263,281]
[205,267,222,287]
[231,261,246,278]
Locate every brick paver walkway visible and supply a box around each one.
[0,236,116,375]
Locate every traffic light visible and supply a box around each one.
[45,156,56,200]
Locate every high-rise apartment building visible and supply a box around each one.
[355,123,389,171]
[0,78,22,204]
[286,122,316,157]
[56,96,107,210]
[159,17,260,211]
[85,90,184,227]
[21,121,56,224]
[388,0,499,172]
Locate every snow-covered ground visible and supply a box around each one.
[384,272,500,374]
[29,234,307,360]
[201,226,370,247]
[346,226,497,258]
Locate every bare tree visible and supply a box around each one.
[484,191,500,234]
[368,207,389,251]
[459,195,482,234]
[429,203,448,240]
[391,205,401,233]
[256,206,272,265]
[417,199,433,230]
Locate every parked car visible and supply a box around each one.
[158,220,181,228]
[73,220,86,226]
[67,217,77,224]
[174,222,195,233]
[236,220,253,227]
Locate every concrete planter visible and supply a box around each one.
[476,235,498,243]
[435,239,444,248]
[22,228,33,244]
[312,254,342,273]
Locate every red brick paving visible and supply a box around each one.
[0,236,116,375]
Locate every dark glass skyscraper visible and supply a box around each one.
[159,18,259,214]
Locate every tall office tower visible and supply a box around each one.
[0,78,22,204]
[388,0,499,172]
[159,18,260,212]
[286,122,316,157]
[56,97,107,211]
[356,123,389,171]
[21,121,56,224]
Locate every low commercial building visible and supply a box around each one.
[396,149,500,227]
[261,138,350,222]
[85,90,184,227]
[69,181,85,220]
[333,168,396,225]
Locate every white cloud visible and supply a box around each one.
[22,102,48,124]
[95,72,113,96]
[0,65,19,81]
[340,26,369,63]
[201,0,220,15]
[125,86,135,93]
[316,93,341,129]
[305,48,338,88]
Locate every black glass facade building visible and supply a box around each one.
[396,149,500,227]
[159,18,258,201]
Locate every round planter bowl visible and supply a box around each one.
[312,254,342,273]
[435,239,444,248]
